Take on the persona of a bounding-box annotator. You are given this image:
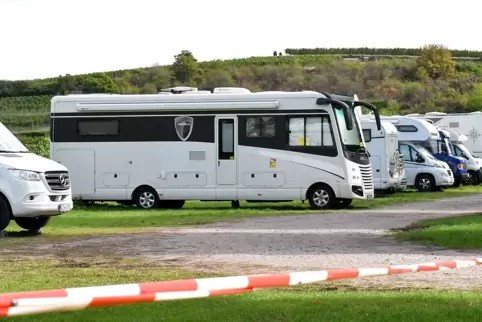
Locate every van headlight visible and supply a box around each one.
[8,169,41,181]
[434,163,443,168]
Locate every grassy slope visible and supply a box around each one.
[395,214,482,249]
[5,186,482,237]
[2,259,482,322]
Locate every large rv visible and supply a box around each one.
[49,87,381,210]
[367,116,454,191]
[360,119,405,193]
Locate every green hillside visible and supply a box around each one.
[1,45,482,138]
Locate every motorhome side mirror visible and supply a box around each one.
[416,155,425,163]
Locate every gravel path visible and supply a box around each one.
[8,195,482,290]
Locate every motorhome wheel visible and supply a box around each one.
[415,174,435,192]
[0,196,11,231]
[308,184,335,210]
[134,187,160,209]
[14,217,51,231]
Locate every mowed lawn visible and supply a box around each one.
[2,259,482,322]
[5,186,482,237]
[395,214,482,249]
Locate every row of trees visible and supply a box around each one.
[285,47,482,58]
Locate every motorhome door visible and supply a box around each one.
[216,116,238,185]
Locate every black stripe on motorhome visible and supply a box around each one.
[50,114,340,158]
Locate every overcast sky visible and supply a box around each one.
[1,0,481,81]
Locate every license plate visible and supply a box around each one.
[58,204,72,212]
[366,194,374,200]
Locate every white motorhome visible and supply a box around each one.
[360,119,405,193]
[0,122,73,232]
[442,129,482,185]
[367,116,454,191]
[407,111,482,157]
[49,87,382,210]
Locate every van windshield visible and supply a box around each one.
[334,107,363,152]
[0,123,29,153]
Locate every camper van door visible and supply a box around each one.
[216,116,238,185]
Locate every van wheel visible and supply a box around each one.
[0,196,11,231]
[308,184,336,210]
[334,198,352,209]
[468,171,480,185]
[415,174,435,192]
[14,217,51,231]
[134,187,159,209]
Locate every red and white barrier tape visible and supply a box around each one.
[0,258,480,317]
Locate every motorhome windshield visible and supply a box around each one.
[0,122,29,153]
[334,107,363,152]
[412,143,436,160]
[453,143,475,159]
[442,138,454,155]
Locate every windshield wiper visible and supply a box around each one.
[355,147,370,157]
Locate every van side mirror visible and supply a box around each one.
[416,155,425,163]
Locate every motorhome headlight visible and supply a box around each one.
[8,169,41,181]
[350,167,361,181]
[456,163,464,170]
[434,163,443,169]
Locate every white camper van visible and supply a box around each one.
[0,122,73,232]
[374,116,454,191]
[407,111,482,157]
[443,129,482,185]
[49,88,382,210]
[361,119,405,193]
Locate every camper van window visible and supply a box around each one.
[288,116,334,147]
[245,116,275,137]
[78,119,119,136]
[399,144,419,162]
[396,125,418,132]
[362,129,371,142]
[218,119,235,160]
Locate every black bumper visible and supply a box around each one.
[456,172,470,184]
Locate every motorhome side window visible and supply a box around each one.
[77,119,119,136]
[288,116,334,147]
[396,125,418,132]
[362,129,371,142]
[245,116,275,137]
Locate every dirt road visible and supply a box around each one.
[6,195,482,290]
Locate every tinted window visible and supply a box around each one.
[246,116,275,138]
[362,129,371,142]
[77,119,119,136]
[396,125,417,132]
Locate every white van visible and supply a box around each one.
[361,119,405,193]
[0,122,73,232]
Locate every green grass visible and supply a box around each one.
[2,259,482,322]
[5,186,482,237]
[394,214,482,249]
